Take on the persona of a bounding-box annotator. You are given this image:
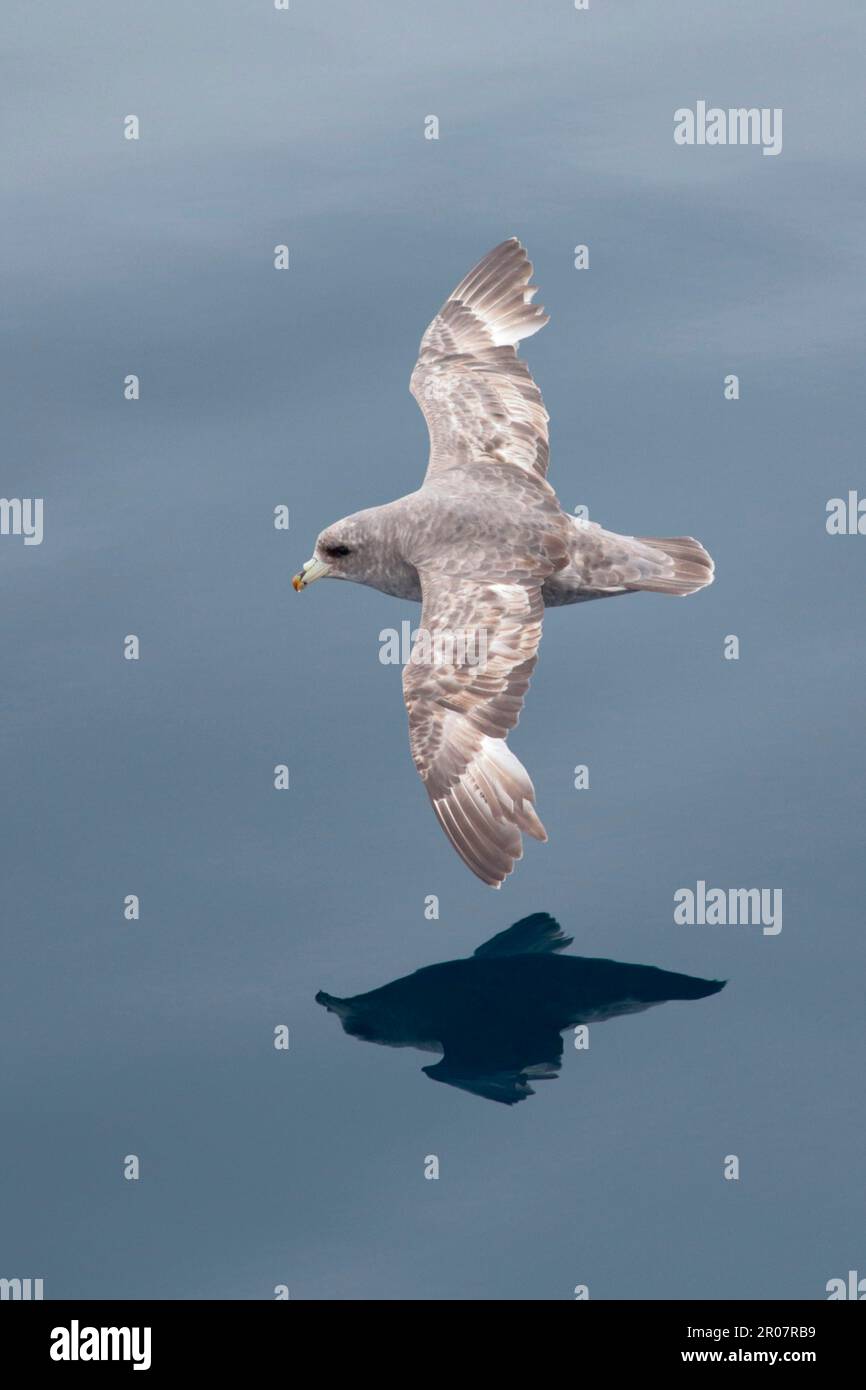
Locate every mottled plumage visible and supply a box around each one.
[294,239,714,886]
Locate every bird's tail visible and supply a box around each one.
[625,535,715,596]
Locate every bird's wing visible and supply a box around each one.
[423,1027,564,1106]
[410,238,551,483]
[473,912,574,958]
[402,569,548,887]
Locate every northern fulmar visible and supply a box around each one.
[294,239,714,887]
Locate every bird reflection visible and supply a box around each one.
[316,913,726,1105]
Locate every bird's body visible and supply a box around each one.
[322,952,716,1046]
[294,239,714,886]
[314,495,711,608]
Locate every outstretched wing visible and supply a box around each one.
[410,238,550,482]
[473,912,574,958]
[402,570,547,888]
[423,1027,564,1106]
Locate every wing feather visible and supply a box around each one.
[410,238,551,482]
[402,572,547,887]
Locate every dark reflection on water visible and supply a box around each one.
[317,913,726,1105]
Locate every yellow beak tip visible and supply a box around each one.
[292,575,303,592]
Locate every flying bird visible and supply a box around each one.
[294,239,714,886]
[317,912,726,1105]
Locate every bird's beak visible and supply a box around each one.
[292,556,331,591]
[315,990,350,1016]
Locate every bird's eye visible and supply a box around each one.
[324,544,351,558]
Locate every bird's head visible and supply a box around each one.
[315,990,378,1042]
[292,516,366,591]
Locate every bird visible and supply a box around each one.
[316,911,726,1105]
[294,238,714,887]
